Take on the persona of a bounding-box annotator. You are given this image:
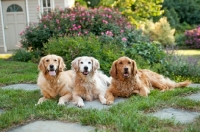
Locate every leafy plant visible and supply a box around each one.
[185,26,200,49]
[142,17,175,47]
[43,34,123,75]
[124,42,166,66]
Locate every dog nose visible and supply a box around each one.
[124,67,128,71]
[84,66,88,70]
[50,65,54,69]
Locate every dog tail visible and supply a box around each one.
[174,80,191,88]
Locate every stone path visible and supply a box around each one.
[1,83,200,131]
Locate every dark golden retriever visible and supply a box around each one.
[106,56,191,104]
[36,54,75,105]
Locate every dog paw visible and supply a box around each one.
[58,101,66,105]
[100,98,107,105]
[106,100,114,105]
[77,102,84,107]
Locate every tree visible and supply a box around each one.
[99,0,164,26]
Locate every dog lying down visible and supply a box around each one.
[71,56,111,107]
[36,54,75,105]
[106,56,191,105]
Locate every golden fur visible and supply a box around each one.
[106,56,191,104]
[71,56,111,107]
[36,54,75,105]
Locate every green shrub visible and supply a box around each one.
[124,42,166,67]
[142,17,175,47]
[11,48,33,62]
[43,34,123,75]
[158,54,200,83]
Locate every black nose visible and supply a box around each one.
[124,67,128,71]
[50,65,54,69]
[84,66,88,70]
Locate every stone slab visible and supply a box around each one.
[2,84,39,91]
[8,120,95,132]
[150,108,200,124]
[0,109,3,114]
[188,84,200,88]
[68,97,127,110]
[185,92,200,101]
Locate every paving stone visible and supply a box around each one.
[8,120,95,132]
[150,108,200,124]
[2,84,39,91]
[188,84,200,88]
[68,97,127,110]
[185,92,200,101]
[0,109,3,114]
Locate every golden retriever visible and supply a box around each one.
[36,54,75,105]
[71,56,111,107]
[106,56,191,104]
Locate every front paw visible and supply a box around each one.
[106,100,114,105]
[100,98,107,105]
[58,100,65,105]
[77,101,84,107]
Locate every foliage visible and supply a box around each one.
[158,54,200,83]
[43,34,123,75]
[185,26,200,49]
[142,17,175,47]
[99,0,164,26]
[11,48,33,62]
[124,42,166,66]
[162,0,200,25]
[20,4,136,52]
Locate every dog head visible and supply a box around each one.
[71,56,100,76]
[38,54,66,76]
[110,56,137,80]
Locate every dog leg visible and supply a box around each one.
[36,97,48,105]
[73,95,84,107]
[138,87,149,97]
[105,91,115,105]
[99,94,107,104]
[58,94,72,105]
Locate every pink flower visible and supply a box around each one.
[56,19,60,24]
[122,37,127,41]
[44,25,46,29]
[106,31,113,36]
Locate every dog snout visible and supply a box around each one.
[84,66,88,71]
[124,67,128,72]
[49,64,54,70]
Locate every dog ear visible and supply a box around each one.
[38,57,46,73]
[131,60,137,75]
[58,56,66,72]
[71,57,80,72]
[91,57,100,71]
[110,60,117,79]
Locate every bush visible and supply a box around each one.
[185,26,200,49]
[43,34,123,75]
[20,4,139,51]
[159,54,200,83]
[124,42,166,66]
[141,17,175,47]
[11,49,33,62]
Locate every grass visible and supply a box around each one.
[0,56,200,132]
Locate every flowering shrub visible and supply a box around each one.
[20,4,149,51]
[185,26,200,49]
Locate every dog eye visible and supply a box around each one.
[119,62,122,64]
[88,62,91,64]
[128,61,131,64]
[46,59,49,62]
[80,62,83,64]
[54,59,57,61]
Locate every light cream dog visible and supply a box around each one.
[71,56,111,107]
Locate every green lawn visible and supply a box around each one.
[0,56,200,132]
